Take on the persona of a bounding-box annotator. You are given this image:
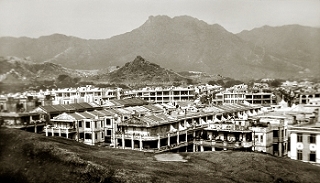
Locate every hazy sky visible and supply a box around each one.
[0,0,319,39]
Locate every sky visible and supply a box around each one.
[0,0,319,39]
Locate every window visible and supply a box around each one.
[260,135,263,143]
[297,133,303,142]
[309,134,316,144]
[297,150,303,160]
[310,151,316,162]
[95,133,97,139]
[85,133,92,140]
[255,135,259,141]
[79,121,82,127]
[86,122,90,128]
[273,130,278,137]
[106,119,111,126]
[107,130,112,136]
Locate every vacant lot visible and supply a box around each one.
[1,128,320,183]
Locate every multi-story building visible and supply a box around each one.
[51,86,121,105]
[129,86,196,103]
[289,124,320,164]
[250,123,274,154]
[44,111,105,145]
[257,115,288,157]
[288,101,320,163]
[213,84,276,106]
[245,92,276,106]
[115,103,263,153]
[298,92,320,104]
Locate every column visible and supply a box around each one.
[45,127,48,136]
[34,122,37,133]
[177,131,180,145]
[52,128,54,136]
[157,135,161,149]
[168,133,171,147]
[131,134,134,150]
[212,140,215,151]
[186,131,188,143]
[193,131,196,152]
[66,128,68,139]
[278,128,283,157]
[139,135,143,151]
[92,132,95,145]
[185,131,188,152]
[122,133,125,149]
[200,139,204,152]
[59,128,61,137]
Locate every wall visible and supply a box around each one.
[290,133,297,160]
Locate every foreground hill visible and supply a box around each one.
[97,56,190,85]
[1,128,320,183]
[1,15,318,80]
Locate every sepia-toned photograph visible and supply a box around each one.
[0,0,319,182]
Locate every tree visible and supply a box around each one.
[269,79,283,88]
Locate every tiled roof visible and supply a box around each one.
[90,110,114,117]
[110,98,149,107]
[143,104,163,112]
[52,112,84,121]
[79,111,96,119]
[39,102,102,114]
[120,113,176,127]
[69,113,86,120]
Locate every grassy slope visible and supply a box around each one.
[1,128,320,183]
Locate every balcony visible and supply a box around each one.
[44,126,77,134]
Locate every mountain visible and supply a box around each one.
[0,15,319,80]
[0,56,92,84]
[97,56,189,85]
[238,25,320,75]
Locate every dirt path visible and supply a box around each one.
[154,153,188,162]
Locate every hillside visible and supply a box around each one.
[0,16,318,80]
[0,56,96,83]
[1,128,320,183]
[98,56,190,85]
[238,25,320,75]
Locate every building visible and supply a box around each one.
[52,85,121,105]
[213,86,276,106]
[115,103,263,153]
[129,86,196,103]
[44,111,105,145]
[288,102,320,163]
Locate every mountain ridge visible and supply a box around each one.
[0,15,319,80]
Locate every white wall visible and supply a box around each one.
[316,135,320,163]
[290,133,297,160]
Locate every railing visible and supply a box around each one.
[115,130,190,140]
[206,124,251,131]
[193,140,252,149]
[44,127,77,133]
